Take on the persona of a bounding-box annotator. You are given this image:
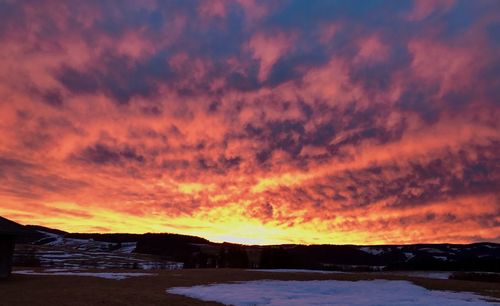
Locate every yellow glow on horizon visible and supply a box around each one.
[0,200,350,245]
[1,194,497,246]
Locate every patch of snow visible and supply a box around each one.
[167,279,498,306]
[419,247,445,254]
[433,256,448,261]
[478,255,492,258]
[404,252,415,260]
[43,268,78,272]
[386,271,452,280]
[136,262,183,270]
[118,242,137,253]
[359,247,385,255]
[13,269,156,280]
[36,230,61,239]
[36,230,63,244]
[38,253,79,259]
[248,269,347,274]
[15,241,182,270]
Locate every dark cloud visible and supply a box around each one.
[306,122,336,146]
[218,155,242,169]
[56,52,172,104]
[208,100,221,113]
[41,89,64,108]
[77,143,145,165]
[313,143,499,210]
[0,157,88,200]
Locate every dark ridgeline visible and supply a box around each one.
[0,216,35,278]
[58,232,500,272]
[13,223,500,273]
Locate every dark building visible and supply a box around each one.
[0,216,32,278]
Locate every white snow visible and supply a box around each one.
[359,247,385,255]
[37,230,61,239]
[19,237,182,270]
[384,271,452,280]
[36,231,137,253]
[36,230,64,244]
[404,252,415,260]
[420,247,446,254]
[167,279,499,306]
[483,245,497,249]
[248,269,346,274]
[13,269,156,280]
[405,271,452,280]
[38,253,79,259]
[43,268,79,272]
[118,242,137,253]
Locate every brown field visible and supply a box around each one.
[1,269,499,306]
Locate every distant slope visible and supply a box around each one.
[25,225,68,236]
[14,229,183,270]
[21,225,500,272]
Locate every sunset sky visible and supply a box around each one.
[0,0,499,245]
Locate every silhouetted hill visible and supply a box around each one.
[25,225,67,236]
[24,225,500,272]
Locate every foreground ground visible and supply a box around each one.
[1,269,499,306]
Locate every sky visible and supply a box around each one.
[0,0,499,245]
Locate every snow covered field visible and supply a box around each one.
[168,279,499,306]
[14,230,184,270]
